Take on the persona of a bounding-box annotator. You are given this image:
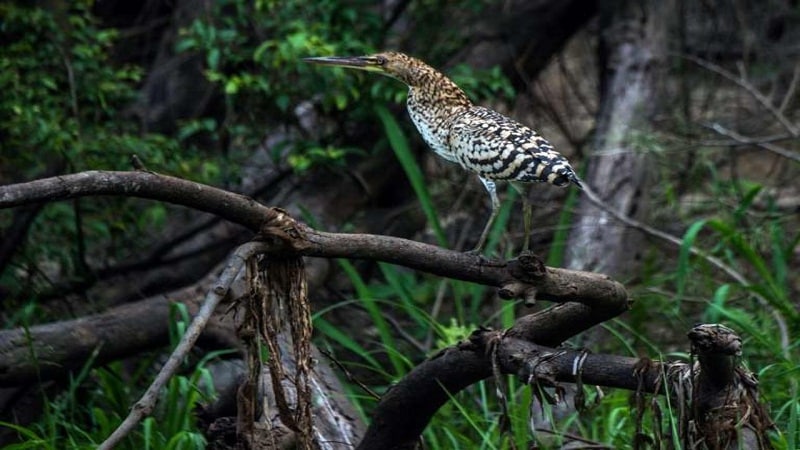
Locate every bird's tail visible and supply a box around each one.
[569,172,584,190]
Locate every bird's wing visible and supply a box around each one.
[446,107,566,183]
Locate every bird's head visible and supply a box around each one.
[304,51,426,86]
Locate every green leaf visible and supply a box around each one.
[676,219,707,301]
[313,317,381,369]
[704,283,730,323]
[207,47,220,70]
[275,94,290,111]
[224,78,239,94]
[0,422,49,449]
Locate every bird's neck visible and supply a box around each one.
[405,73,472,159]
[407,72,472,116]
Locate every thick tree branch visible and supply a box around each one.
[1,170,630,449]
[357,329,659,450]
[686,324,774,449]
[300,228,627,308]
[0,267,238,386]
[358,323,776,450]
[0,171,628,309]
[0,171,270,231]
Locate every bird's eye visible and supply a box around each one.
[376,56,386,65]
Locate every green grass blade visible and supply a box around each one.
[732,184,762,223]
[374,105,447,246]
[707,219,772,283]
[336,258,372,299]
[706,219,798,322]
[676,219,708,303]
[378,262,432,330]
[335,258,405,376]
[439,383,496,446]
[703,283,730,323]
[789,394,799,450]
[546,182,581,267]
[0,421,49,449]
[312,317,382,371]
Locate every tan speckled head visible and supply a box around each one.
[304,52,428,86]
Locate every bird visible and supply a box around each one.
[304,51,582,253]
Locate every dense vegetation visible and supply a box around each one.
[1,0,798,448]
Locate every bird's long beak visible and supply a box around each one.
[303,55,384,73]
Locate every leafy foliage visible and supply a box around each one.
[0,1,216,304]
[0,305,226,449]
[170,0,513,174]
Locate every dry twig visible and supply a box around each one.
[97,241,269,450]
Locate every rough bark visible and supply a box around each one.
[356,308,634,450]
[0,173,631,448]
[357,323,776,450]
[0,158,393,444]
[7,142,401,309]
[0,269,222,386]
[0,175,778,449]
[686,324,774,450]
[0,172,629,386]
[565,0,670,276]
[0,246,364,448]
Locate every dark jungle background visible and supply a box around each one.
[1,0,798,448]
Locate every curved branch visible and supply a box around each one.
[707,122,800,163]
[357,328,662,450]
[1,171,629,309]
[0,170,270,231]
[0,171,630,388]
[1,170,635,449]
[300,228,627,308]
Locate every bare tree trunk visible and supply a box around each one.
[565,0,671,276]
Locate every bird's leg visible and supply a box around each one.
[511,182,532,252]
[522,197,532,252]
[472,177,500,253]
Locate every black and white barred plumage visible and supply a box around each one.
[305,51,582,252]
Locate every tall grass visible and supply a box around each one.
[669,184,799,449]
[315,115,799,448]
[1,303,229,449]
[10,117,796,449]
[313,110,596,448]
[375,105,448,247]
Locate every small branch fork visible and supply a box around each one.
[0,171,774,449]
